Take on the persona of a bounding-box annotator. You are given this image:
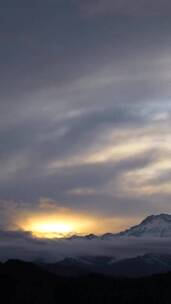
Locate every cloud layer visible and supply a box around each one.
[0,1,171,232]
[78,0,171,17]
[0,230,171,262]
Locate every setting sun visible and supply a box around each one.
[30,221,74,238]
[17,211,135,239]
[19,212,100,238]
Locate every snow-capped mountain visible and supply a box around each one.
[117,214,171,238]
[66,214,171,240]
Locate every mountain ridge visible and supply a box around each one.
[118,213,171,238]
[39,253,171,277]
[2,258,171,303]
[67,213,171,240]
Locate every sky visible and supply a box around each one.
[1,0,171,236]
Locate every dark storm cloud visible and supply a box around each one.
[0,1,171,226]
[0,1,170,107]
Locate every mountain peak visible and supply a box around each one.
[119,213,171,237]
[68,214,171,240]
[141,214,171,225]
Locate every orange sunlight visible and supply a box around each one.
[16,208,139,239]
[19,213,99,238]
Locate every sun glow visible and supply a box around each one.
[17,210,136,239]
[30,221,74,238]
[19,213,98,238]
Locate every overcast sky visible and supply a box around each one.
[1,0,171,234]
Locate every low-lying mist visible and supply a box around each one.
[0,230,171,262]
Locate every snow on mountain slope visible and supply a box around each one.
[118,214,171,237]
[66,214,171,240]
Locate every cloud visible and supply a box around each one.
[0,199,72,231]
[0,230,171,262]
[0,2,171,227]
[78,0,171,17]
